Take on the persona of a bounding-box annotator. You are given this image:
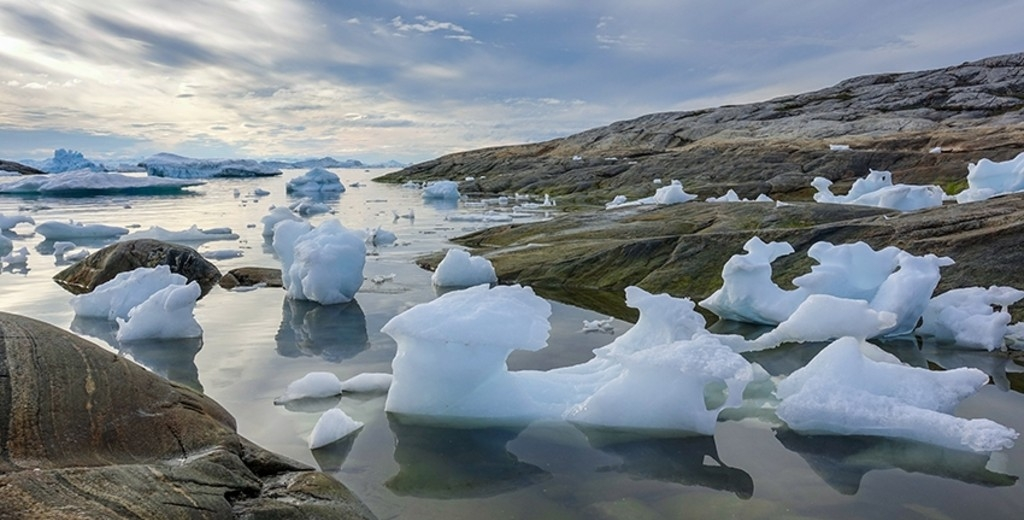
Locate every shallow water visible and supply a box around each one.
[1,169,1022,520]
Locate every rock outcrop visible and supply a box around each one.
[0,159,45,175]
[378,53,1024,206]
[0,311,376,519]
[219,266,283,289]
[54,239,222,297]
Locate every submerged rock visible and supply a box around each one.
[220,266,284,289]
[54,238,222,297]
[0,311,377,519]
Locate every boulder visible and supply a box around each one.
[219,266,284,289]
[0,311,376,518]
[53,239,222,297]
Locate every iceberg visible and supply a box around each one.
[141,152,282,178]
[0,170,203,195]
[0,213,34,231]
[71,265,187,321]
[955,151,1024,203]
[916,286,1024,351]
[431,249,497,287]
[309,408,363,449]
[286,167,345,194]
[121,224,239,244]
[605,180,697,209]
[2,246,28,266]
[35,220,129,240]
[421,180,460,200]
[775,337,1017,452]
[29,149,103,173]
[275,371,344,404]
[706,190,773,203]
[811,170,944,211]
[699,237,807,325]
[273,219,366,305]
[260,206,303,237]
[115,281,203,341]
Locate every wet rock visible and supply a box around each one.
[220,266,283,289]
[0,311,376,519]
[53,238,222,297]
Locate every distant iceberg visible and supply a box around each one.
[23,149,104,173]
[0,169,203,195]
[141,152,282,178]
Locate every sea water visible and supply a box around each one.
[1,169,1022,519]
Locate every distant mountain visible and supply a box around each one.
[261,157,409,169]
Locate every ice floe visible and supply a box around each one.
[35,220,129,240]
[0,170,203,195]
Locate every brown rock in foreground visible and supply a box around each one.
[220,266,283,289]
[53,238,222,297]
[0,311,376,519]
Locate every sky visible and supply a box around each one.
[1,1,1022,164]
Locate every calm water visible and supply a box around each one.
[1,169,1022,520]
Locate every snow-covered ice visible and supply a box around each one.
[955,151,1024,203]
[775,337,1018,452]
[0,170,203,195]
[309,408,363,449]
[421,180,461,200]
[35,220,129,240]
[121,224,239,244]
[141,152,281,178]
[273,219,366,304]
[71,265,187,321]
[431,248,497,287]
[811,170,944,211]
[115,281,203,341]
[201,249,244,260]
[0,213,34,231]
[917,286,1024,351]
[286,167,345,194]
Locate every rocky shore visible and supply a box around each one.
[381,52,1024,319]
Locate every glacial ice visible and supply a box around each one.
[431,249,497,287]
[289,198,331,217]
[71,265,187,321]
[29,149,103,173]
[35,220,129,240]
[0,170,203,195]
[421,180,461,200]
[811,170,944,211]
[776,337,1018,452]
[121,224,239,244]
[2,246,28,266]
[260,206,303,237]
[0,213,34,231]
[309,408,363,449]
[115,281,203,341]
[142,152,282,178]
[342,372,393,393]
[706,190,773,203]
[699,237,807,325]
[651,180,698,204]
[955,151,1024,203]
[286,167,345,194]
[273,219,366,305]
[275,371,344,404]
[917,286,1024,350]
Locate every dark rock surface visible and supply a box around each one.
[0,311,376,519]
[220,266,283,289]
[53,239,222,297]
[378,53,1024,206]
[0,160,45,176]
[429,194,1024,321]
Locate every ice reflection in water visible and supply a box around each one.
[275,298,369,362]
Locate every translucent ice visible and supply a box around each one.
[955,151,1024,203]
[71,265,187,321]
[35,220,129,240]
[421,180,461,200]
[917,286,1024,350]
[812,170,944,211]
[273,219,366,304]
[309,408,363,449]
[431,249,497,287]
[286,167,345,194]
[699,237,806,325]
[115,281,203,341]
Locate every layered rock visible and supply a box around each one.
[54,239,222,297]
[0,311,376,519]
[378,53,1024,206]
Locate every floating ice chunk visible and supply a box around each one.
[776,337,1018,452]
[706,190,773,203]
[422,180,460,200]
[52,241,76,256]
[287,167,345,194]
[35,220,129,240]
[812,170,944,211]
[431,249,497,287]
[261,206,303,237]
[0,235,11,256]
[868,252,953,336]
[341,372,393,393]
[699,237,807,325]
[0,213,34,231]
[0,170,203,195]
[370,273,396,284]
[444,212,513,223]
[71,265,187,321]
[309,408,363,449]
[365,226,397,247]
[581,317,615,334]
[115,281,203,341]
[2,246,28,266]
[275,371,343,404]
[202,249,244,260]
[64,248,90,262]
[383,284,554,421]
[141,152,281,178]
[650,180,697,205]
[956,151,1024,203]
[751,295,897,350]
[289,198,331,217]
[917,286,1024,350]
[253,188,270,196]
[829,144,851,151]
[273,219,366,304]
[121,224,239,244]
[392,209,415,220]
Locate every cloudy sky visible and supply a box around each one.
[1,0,1022,164]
